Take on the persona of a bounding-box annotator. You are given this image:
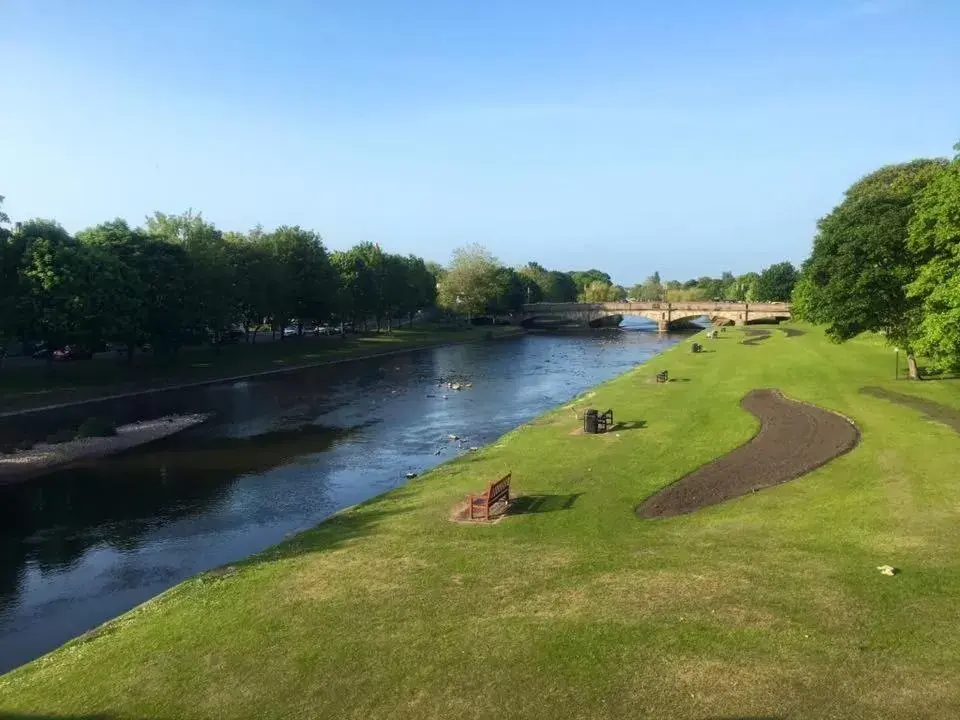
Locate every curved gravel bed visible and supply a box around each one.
[637,389,859,518]
[0,413,210,484]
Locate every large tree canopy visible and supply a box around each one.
[905,149,960,371]
[795,158,947,376]
[437,244,504,318]
[754,262,797,302]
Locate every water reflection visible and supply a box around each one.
[0,327,683,673]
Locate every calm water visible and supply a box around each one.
[0,323,685,673]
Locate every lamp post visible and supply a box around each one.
[893,347,899,380]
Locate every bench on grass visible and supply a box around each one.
[597,409,614,433]
[691,342,703,353]
[656,370,669,384]
[468,473,512,521]
[584,408,614,434]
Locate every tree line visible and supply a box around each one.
[435,243,797,317]
[0,199,800,360]
[792,141,960,378]
[0,207,438,357]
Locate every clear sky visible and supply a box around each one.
[2,0,958,284]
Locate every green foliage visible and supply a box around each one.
[906,156,960,371]
[437,244,503,317]
[568,269,612,295]
[753,261,797,302]
[798,159,947,357]
[579,281,626,302]
[631,271,663,301]
[76,417,118,438]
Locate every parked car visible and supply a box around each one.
[313,325,336,336]
[283,326,300,337]
[53,345,92,361]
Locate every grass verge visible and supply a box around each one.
[2,324,960,719]
[0,325,523,414]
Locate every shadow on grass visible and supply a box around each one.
[612,420,647,431]
[507,493,582,515]
[668,378,692,383]
[860,386,960,434]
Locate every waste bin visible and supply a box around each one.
[584,409,599,434]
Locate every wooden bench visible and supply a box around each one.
[691,342,703,353]
[656,370,669,384]
[597,409,614,433]
[468,473,512,521]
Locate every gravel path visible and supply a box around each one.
[637,389,860,518]
[0,413,210,484]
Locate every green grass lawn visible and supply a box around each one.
[0,325,521,414]
[3,324,960,719]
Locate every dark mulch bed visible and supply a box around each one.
[861,386,960,434]
[741,328,772,345]
[779,326,805,337]
[636,389,860,518]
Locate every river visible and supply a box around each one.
[0,323,687,674]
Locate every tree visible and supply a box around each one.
[225,231,277,342]
[14,220,87,356]
[145,210,238,345]
[0,196,24,340]
[797,159,947,377]
[75,219,147,358]
[488,266,525,317]
[264,226,336,335]
[753,262,798,302]
[437,244,503,318]
[905,148,960,371]
[633,272,663,301]
[569,269,612,295]
[580,281,626,302]
[548,271,578,302]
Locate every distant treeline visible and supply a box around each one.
[0,201,797,358]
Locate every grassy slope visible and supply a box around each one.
[2,324,960,719]
[0,326,522,414]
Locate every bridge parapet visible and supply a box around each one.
[520,301,791,331]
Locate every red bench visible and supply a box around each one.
[468,473,512,521]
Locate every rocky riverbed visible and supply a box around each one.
[0,413,210,484]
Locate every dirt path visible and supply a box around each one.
[636,389,860,518]
[861,386,960,434]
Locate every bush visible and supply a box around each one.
[76,417,118,438]
[46,428,77,444]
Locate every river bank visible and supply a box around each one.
[0,325,525,418]
[0,413,211,485]
[0,327,679,675]
[4,325,960,718]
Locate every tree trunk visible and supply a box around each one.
[907,354,920,380]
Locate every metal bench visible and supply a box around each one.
[656,370,669,383]
[467,473,512,521]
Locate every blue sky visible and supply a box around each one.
[2,0,958,283]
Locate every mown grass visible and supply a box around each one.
[0,325,521,413]
[2,324,960,719]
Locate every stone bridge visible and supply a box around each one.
[520,301,792,332]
